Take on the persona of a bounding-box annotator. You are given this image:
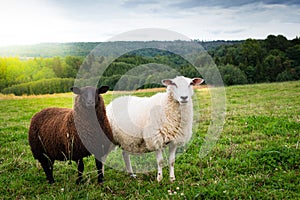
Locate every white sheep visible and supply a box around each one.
[106,76,204,182]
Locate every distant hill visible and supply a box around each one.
[198,40,243,51]
[0,40,242,58]
[0,42,99,58]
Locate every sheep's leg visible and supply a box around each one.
[122,151,136,178]
[169,143,177,182]
[99,143,116,177]
[39,156,55,184]
[76,159,84,184]
[156,149,164,182]
[95,158,104,185]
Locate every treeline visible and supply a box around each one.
[1,35,299,95]
[210,35,300,84]
[2,78,74,96]
[0,41,239,58]
[78,48,202,90]
[0,56,82,93]
[0,43,99,58]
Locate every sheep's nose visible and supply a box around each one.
[181,96,188,100]
[86,100,95,106]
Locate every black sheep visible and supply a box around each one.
[28,86,115,184]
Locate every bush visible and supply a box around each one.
[276,66,300,82]
[218,64,248,86]
[1,78,74,96]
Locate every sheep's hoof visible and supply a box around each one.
[130,174,137,179]
[47,179,55,184]
[76,178,83,185]
[169,176,176,182]
[98,182,104,186]
[157,175,163,182]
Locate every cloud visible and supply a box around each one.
[121,0,160,8]
[170,0,300,9]
[108,28,190,41]
[0,0,299,46]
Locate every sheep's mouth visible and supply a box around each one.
[86,103,96,108]
[180,100,188,104]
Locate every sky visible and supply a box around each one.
[0,0,299,46]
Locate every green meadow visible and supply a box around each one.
[0,81,299,199]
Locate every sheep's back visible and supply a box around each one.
[109,95,160,129]
[28,107,88,161]
[107,94,169,152]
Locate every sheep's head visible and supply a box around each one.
[71,86,109,108]
[162,76,204,104]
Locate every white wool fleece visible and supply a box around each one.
[106,89,193,153]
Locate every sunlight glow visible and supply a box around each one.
[0,0,69,46]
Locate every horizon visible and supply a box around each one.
[0,34,298,49]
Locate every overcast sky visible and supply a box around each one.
[0,0,299,46]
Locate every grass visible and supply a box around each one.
[0,81,299,199]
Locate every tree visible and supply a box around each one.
[286,44,300,67]
[264,35,290,52]
[63,56,83,78]
[32,67,56,81]
[51,57,64,77]
[276,66,300,82]
[239,39,265,69]
[218,65,248,86]
[262,50,287,82]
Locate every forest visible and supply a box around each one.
[0,34,299,95]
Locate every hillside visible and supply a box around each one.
[0,40,241,58]
[0,42,99,58]
[1,35,299,96]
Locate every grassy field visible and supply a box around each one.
[0,81,299,199]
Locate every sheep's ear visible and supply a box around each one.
[70,87,81,94]
[97,86,109,94]
[190,78,204,86]
[162,79,176,87]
